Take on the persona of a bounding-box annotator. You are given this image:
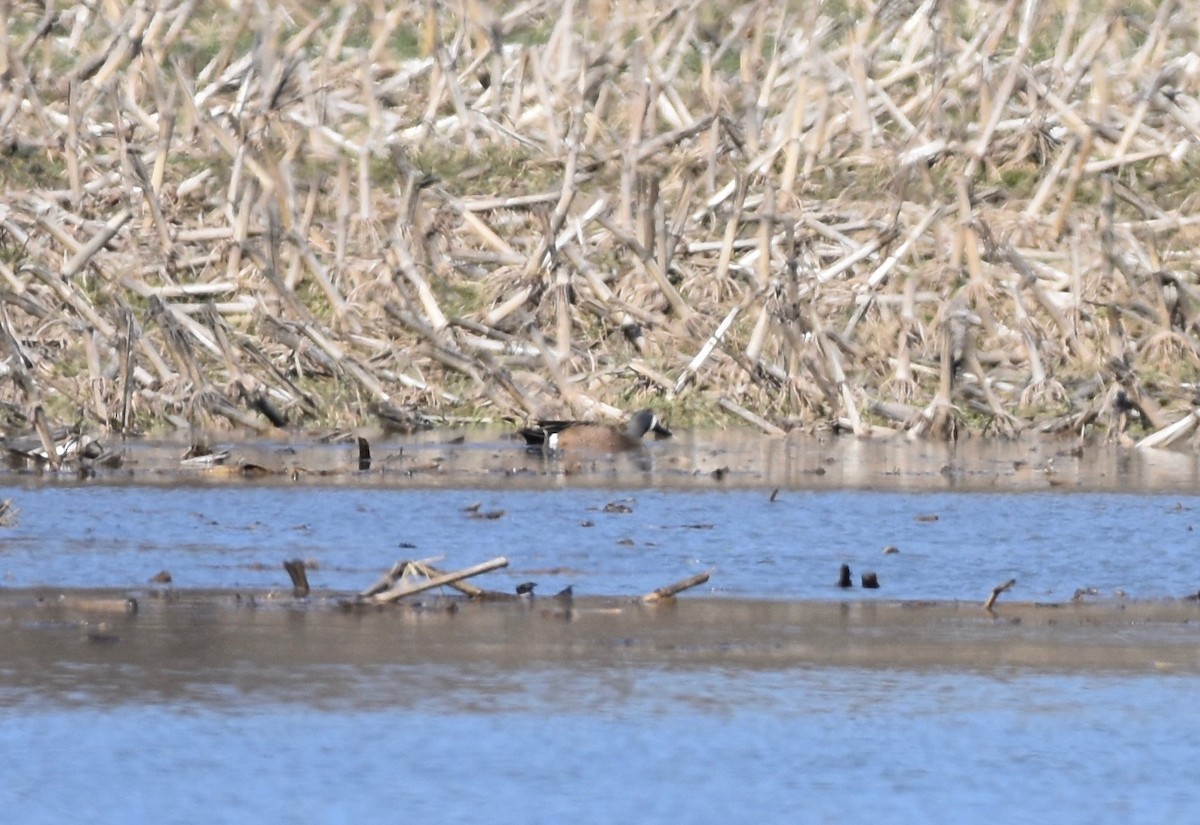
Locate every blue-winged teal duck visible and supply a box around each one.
[519,409,672,451]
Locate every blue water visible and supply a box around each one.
[3,481,1199,822]
[1,484,1198,600]
[2,667,1194,824]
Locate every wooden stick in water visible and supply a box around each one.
[283,559,310,598]
[642,571,711,603]
[359,561,412,599]
[983,578,1017,613]
[370,557,508,603]
[420,562,499,598]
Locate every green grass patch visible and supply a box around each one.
[0,144,67,191]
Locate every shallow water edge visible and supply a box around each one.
[11,429,1200,494]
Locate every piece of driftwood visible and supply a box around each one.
[359,560,413,598]
[420,562,497,598]
[369,557,509,603]
[641,570,711,603]
[1135,409,1200,450]
[283,559,310,597]
[984,578,1017,613]
[52,596,138,614]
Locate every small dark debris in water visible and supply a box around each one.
[149,570,172,584]
[882,545,899,555]
[1072,587,1100,601]
[915,513,939,522]
[283,559,310,597]
[398,541,417,549]
[580,520,595,527]
[555,585,574,601]
[861,571,880,589]
[811,466,826,476]
[769,487,780,502]
[604,501,633,514]
[516,581,536,596]
[617,538,635,546]
[95,450,124,470]
[182,441,216,461]
[837,564,853,588]
[711,467,728,481]
[470,509,505,520]
[240,463,275,478]
[463,502,481,513]
[446,435,466,445]
[86,630,120,645]
[357,436,372,471]
[682,523,714,530]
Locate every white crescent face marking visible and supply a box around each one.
[547,432,559,449]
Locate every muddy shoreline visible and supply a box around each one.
[10,429,1200,493]
[5,587,1199,684]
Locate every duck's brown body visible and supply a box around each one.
[519,410,672,451]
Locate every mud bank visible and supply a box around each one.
[4,589,1198,690]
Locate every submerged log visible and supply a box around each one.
[283,559,310,597]
[50,596,138,614]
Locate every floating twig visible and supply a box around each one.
[984,578,1017,613]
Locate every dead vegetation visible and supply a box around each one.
[2,0,1200,444]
